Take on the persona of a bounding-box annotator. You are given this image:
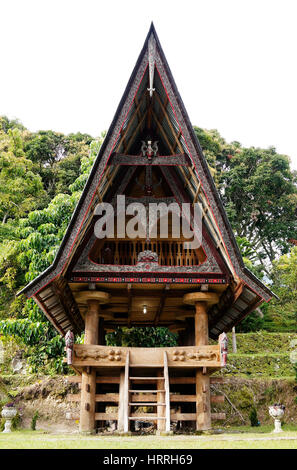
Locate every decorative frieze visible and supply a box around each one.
[70,345,222,368]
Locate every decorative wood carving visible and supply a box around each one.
[65,330,74,365]
[70,345,221,368]
[75,347,122,362]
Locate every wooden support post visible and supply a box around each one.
[195,300,211,431]
[183,292,219,432]
[195,369,211,431]
[194,301,208,346]
[157,370,165,432]
[75,290,110,433]
[163,351,171,433]
[123,351,130,433]
[79,299,99,433]
[80,367,97,433]
[118,371,125,432]
[98,316,105,345]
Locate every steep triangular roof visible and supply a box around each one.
[19,23,274,337]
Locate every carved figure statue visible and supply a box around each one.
[65,330,74,365]
[141,140,158,159]
[219,332,228,366]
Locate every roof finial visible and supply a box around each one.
[147,35,156,98]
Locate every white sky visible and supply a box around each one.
[0,0,297,170]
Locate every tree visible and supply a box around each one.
[24,130,93,199]
[0,134,103,372]
[194,127,297,273]
[0,127,45,224]
[262,246,297,332]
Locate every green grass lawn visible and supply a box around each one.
[1,427,297,449]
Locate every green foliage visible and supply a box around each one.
[0,302,67,374]
[195,127,297,272]
[106,327,178,347]
[24,130,93,199]
[249,407,260,426]
[236,311,265,333]
[0,118,104,372]
[263,247,297,332]
[0,127,45,223]
[222,353,295,378]
[31,410,39,431]
[223,331,297,354]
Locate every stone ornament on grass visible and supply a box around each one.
[1,404,17,433]
[269,404,285,433]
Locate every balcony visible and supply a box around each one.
[68,344,222,370]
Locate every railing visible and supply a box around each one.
[93,240,201,267]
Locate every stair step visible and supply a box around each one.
[129,402,165,406]
[129,377,164,380]
[129,390,164,393]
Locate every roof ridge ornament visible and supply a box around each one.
[147,35,156,97]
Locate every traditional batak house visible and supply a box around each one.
[19,24,274,434]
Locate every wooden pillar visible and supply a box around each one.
[80,299,99,433]
[194,300,211,431]
[77,291,110,434]
[183,292,219,432]
[194,302,208,346]
[98,316,105,345]
[157,369,165,432]
[118,371,125,432]
[195,369,211,431]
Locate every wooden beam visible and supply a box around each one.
[95,413,118,420]
[210,376,225,384]
[65,376,82,383]
[170,413,196,421]
[211,413,226,420]
[170,395,225,404]
[117,92,146,152]
[127,284,132,328]
[210,395,225,404]
[170,413,226,421]
[35,293,66,337]
[123,351,130,433]
[134,95,142,124]
[95,394,119,402]
[67,394,80,402]
[154,286,169,326]
[51,277,84,333]
[66,375,225,386]
[108,153,190,166]
[96,377,120,384]
[170,377,195,384]
[152,110,175,154]
[125,112,147,154]
[163,351,171,432]
[170,395,196,402]
[154,92,184,154]
[192,182,202,206]
[129,414,164,420]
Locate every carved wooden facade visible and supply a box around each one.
[19,23,274,433]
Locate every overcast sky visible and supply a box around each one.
[1,0,296,169]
